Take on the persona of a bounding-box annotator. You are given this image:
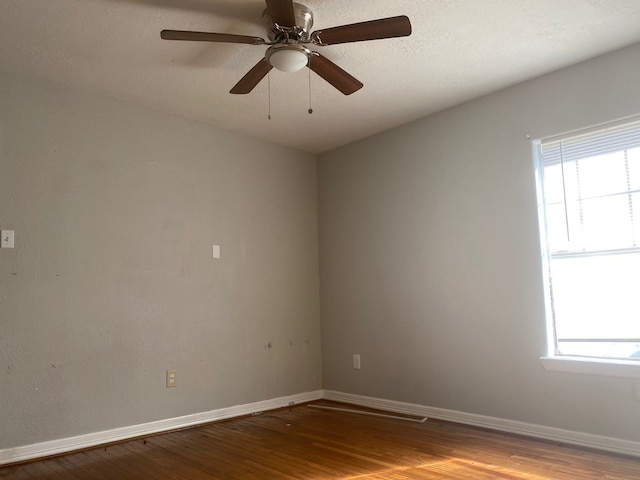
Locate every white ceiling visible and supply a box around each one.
[1,1,640,154]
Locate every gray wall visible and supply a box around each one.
[3,42,640,451]
[0,71,321,448]
[318,43,640,441]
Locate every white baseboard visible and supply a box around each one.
[0,390,323,466]
[3,388,639,465]
[323,390,640,458]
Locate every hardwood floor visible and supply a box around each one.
[2,401,639,479]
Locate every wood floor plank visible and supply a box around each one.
[0,465,34,480]
[1,401,639,479]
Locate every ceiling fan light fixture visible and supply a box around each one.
[161,1,413,94]
[266,44,310,72]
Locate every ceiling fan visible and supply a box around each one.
[161,0,412,95]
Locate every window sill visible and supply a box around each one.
[540,356,640,378]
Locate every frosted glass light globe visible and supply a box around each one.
[267,47,310,72]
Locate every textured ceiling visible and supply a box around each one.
[1,0,640,154]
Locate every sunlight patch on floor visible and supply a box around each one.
[330,456,553,480]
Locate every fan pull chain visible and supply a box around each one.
[308,68,313,115]
[268,72,272,120]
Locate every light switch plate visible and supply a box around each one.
[212,244,221,259]
[1,230,14,249]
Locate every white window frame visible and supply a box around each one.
[533,116,640,379]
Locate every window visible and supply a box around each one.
[535,116,640,364]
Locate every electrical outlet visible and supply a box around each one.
[633,380,640,402]
[353,354,361,370]
[166,369,177,388]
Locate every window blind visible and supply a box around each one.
[540,116,640,165]
[538,115,640,255]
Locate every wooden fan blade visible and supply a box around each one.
[308,53,363,95]
[161,30,265,45]
[311,15,412,46]
[230,58,273,94]
[265,0,296,27]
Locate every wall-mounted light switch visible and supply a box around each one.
[212,244,221,259]
[1,230,15,249]
[353,354,361,370]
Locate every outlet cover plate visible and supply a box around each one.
[166,369,177,388]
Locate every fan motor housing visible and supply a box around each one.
[262,2,313,42]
